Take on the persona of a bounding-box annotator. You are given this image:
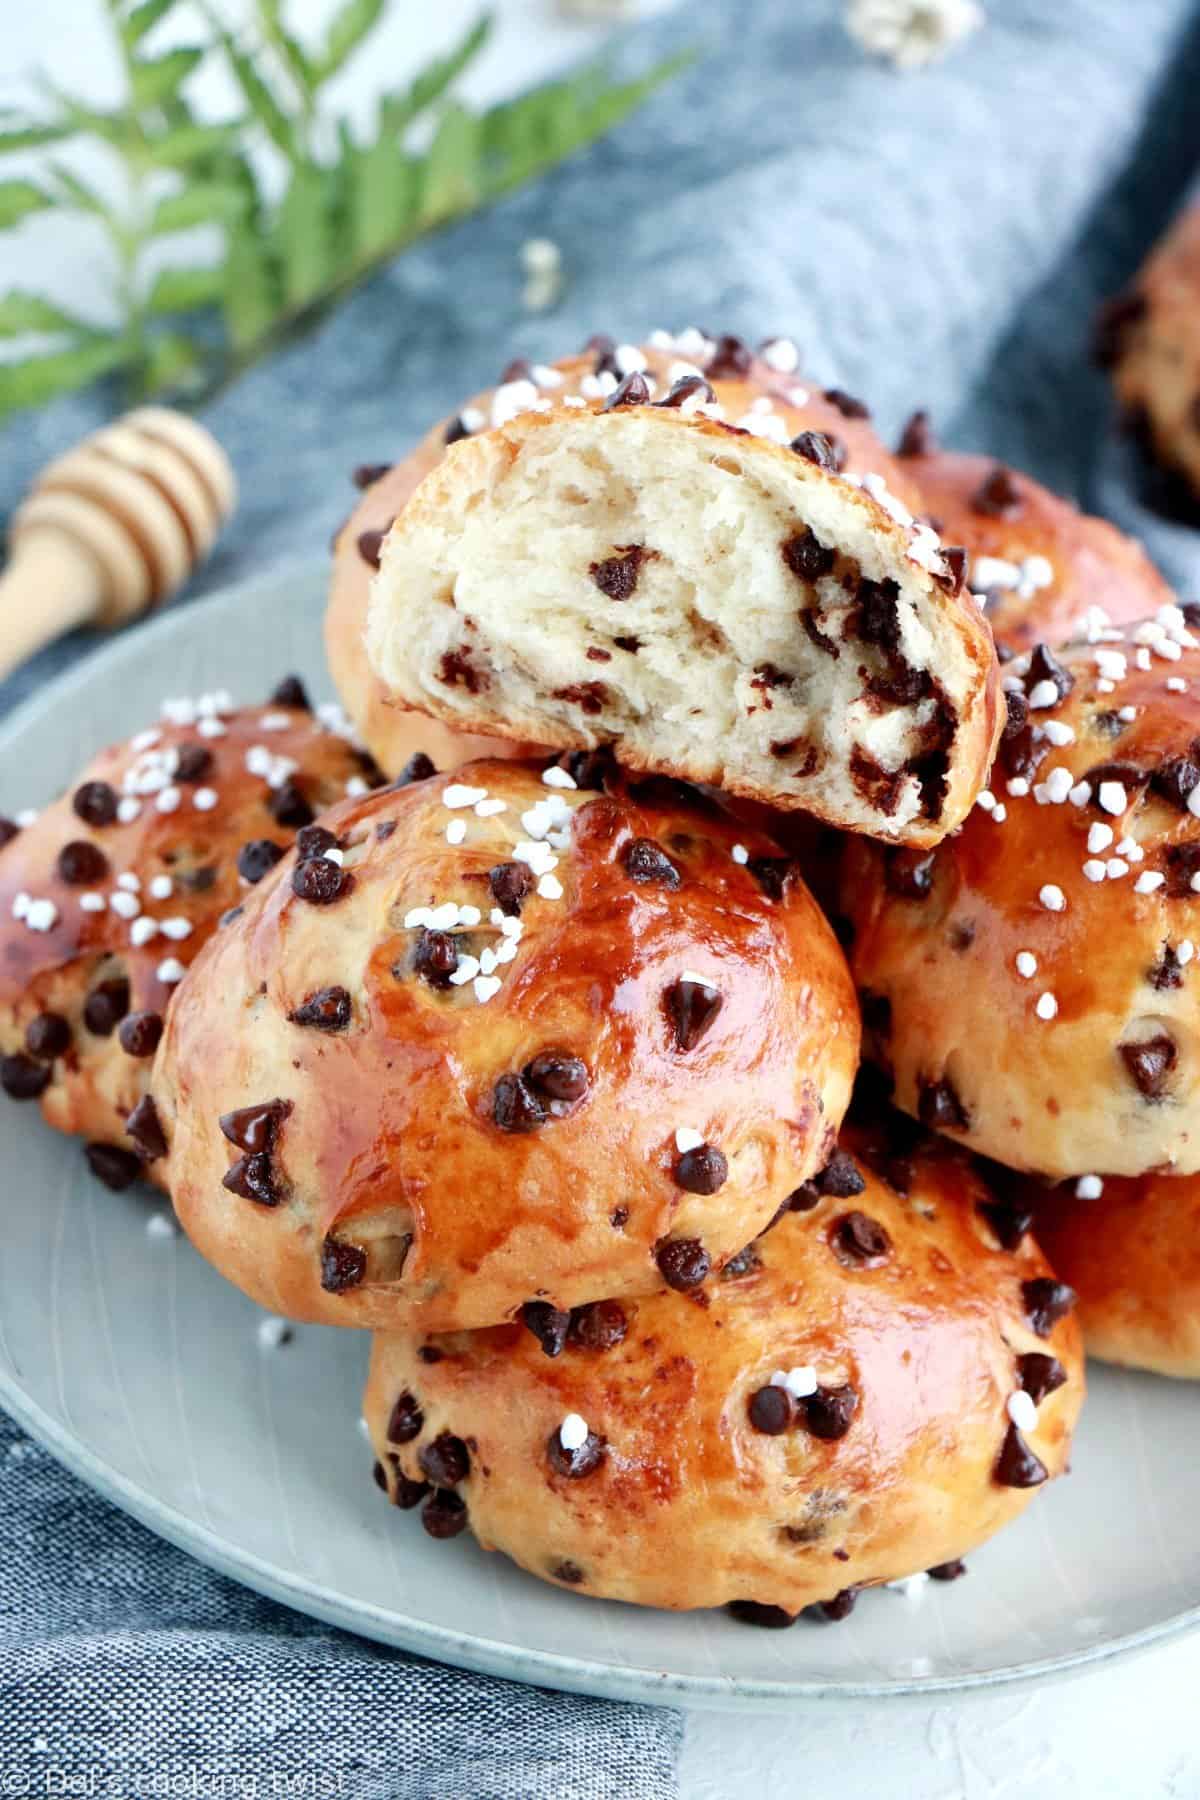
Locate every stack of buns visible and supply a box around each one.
[31,324,1200,1629]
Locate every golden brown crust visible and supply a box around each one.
[154,757,859,1329]
[1102,204,1200,502]
[363,1122,1083,1615]
[840,614,1200,1178]
[0,693,371,1184]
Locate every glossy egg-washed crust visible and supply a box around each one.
[841,615,1200,1179]
[0,690,377,1187]
[154,757,859,1331]
[325,337,927,776]
[364,1119,1083,1617]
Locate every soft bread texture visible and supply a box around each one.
[1101,203,1200,503]
[153,758,859,1330]
[364,1119,1083,1615]
[841,610,1200,1178]
[327,336,921,774]
[366,403,1000,846]
[896,442,1172,653]
[0,691,373,1185]
[1031,1169,1200,1379]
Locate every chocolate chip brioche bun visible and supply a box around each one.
[891,418,1172,653]
[0,682,378,1191]
[1029,1170,1200,1379]
[841,610,1200,1178]
[366,375,999,848]
[327,330,924,778]
[153,756,858,1330]
[363,1117,1083,1615]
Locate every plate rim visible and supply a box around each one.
[3,568,1200,1710]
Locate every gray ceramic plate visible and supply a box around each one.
[2,567,1199,1709]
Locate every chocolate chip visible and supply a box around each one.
[896,410,936,457]
[721,1244,761,1278]
[790,430,841,470]
[115,1009,162,1062]
[655,1237,711,1290]
[658,374,715,409]
[291,855,348,905]
[295,825,337,860]
[222,1152,281,1205]
[56,840,109,886]
[547,1428,606,1478]
[83,978,130,1037]
[995,1423,1047,1488]
[813,1587,858,1621]
[746,856,792,901]
[421,1489,468,1538]
[728,1601,796,1629]
[1003,690,1028,737]
[824,388,870,419]
[830,1212,891,1268]
[664,976,723,1052]
[1022,1277,1076,1338]
[237,838,286,884]
[289,986,352,1031]
[1,1053,51,1100]
[71,780,119,829]
[375,821,397,842]
[420,1432,470,1486]
[799,1383,859,1440]
[482,862,532,921]
[552,1560,585,1585]
[781,528,835,583]
[219,1098,291,1154]
[1150,756,1200,811]
[1119,1032,1177,1099]
[357,528,385,569]
[1092,290,1146,368]
[501,356,532,382]
[568,1299,628,1352]
[493,1073,548,1133]
[126,1094,167,1162]
[622,838,680,887]
[220,906,244,928]
[885,848,936,900]
[320,1237,367,1292]
[173,743,213,784]
[387,1392,424,1443]
[928,1559,967,1581]
[413,930,459,987]
[1019,1352,1067,1404]
[270,674,312,709]
[443,413,473,446]
[674,1144,728,1194]
[1148,945,1185,991]
[815,1150,866,1198]
[977,1200,1033,1251]
[937,547,968,597]
[1166,841,1200,897]
[25,1012,70,1060]
[0,816,19,848]
[396,751,436,787]
[604,371,650,409]
[852,578,902,650]
[439,648,488,694]
[747,1385,791,1434]
[84,1143,143,1191]
[971,465,1024,519]
[417,1346,444,1364]
[392,1473,431,1510]
[707,334,753,378]
[917,1074,970,1132]
[563,747,619,791]
[1084,759,1148,804]
[609,1206,629,1230]
[589,545,646,600]
[269,779,315,830]
[521,1301,571,1357]
[524,1052,589,1106]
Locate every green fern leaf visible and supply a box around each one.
[148,182,247,235]
[223,219,280,350]
[0,179,53,228]
[144,264,227,314]
[256,1,317,96]
[419,103,481,222]
[316,0,387,83]
[0,335,129,419]
[378,14,490,138]
[131,47,205,110]
[120,0,177,48]
[0,291,92,337]
[277,159,334,305]
[141,120,243,169]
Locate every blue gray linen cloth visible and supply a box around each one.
[3,0,1200,1789]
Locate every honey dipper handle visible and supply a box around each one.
[0,528,106,682]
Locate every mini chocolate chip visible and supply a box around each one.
[852,578,902,650]
[1022,1277,1076,1338]
[57,840,109,886]
[928,1559,967,1581]
[815,1150,866,1199]
[25,1012,70,1060]
[664,976,723,1052]
[1119,1032,1177,1099]
[296,824,338,860]
[896,410,936,457]
[1003,690,1029,737]
[790,430,840,470]
[813,1587,859,1621]
[521,1301,571,1357]
[885,848,936,900]
[422,1489,469,1538]
[917,1074,970,1132]
[83,978,130,1037]
[115,1010,162,1059]
[1148,945,1185,991]
[289,986,352,1031]
[781,528,835,583]
[219,1098,291,1154]
[830,1211,891,1268]
[1084,759,1148,805]
[728,1601,796,1629]
[392,1473,431,1510]
[547,1428,606,1479]
[604,371,650,409]
[357,528,385,569]
[658,374,715,408]
[707,334,753,378]
[84,1143,143,1191]
[444,414,473,446]
[1018,1352,1067,1404]
[1,1053,51,1100]
[270,779,315,830]
[610,1206,629,1230]
[420,1432,470,1486]
[237,838,286,884]
[748,1385,791,1435]
[417,1345,444,1364]
[270,674,312,709]
[72,780,118,827]
[590,545,646,601]
[291,855,348,905]
[971,465,1024,519]
[222,1152,282,1206]
[126,1094,167,1162]
[622,837,680,887]
[394,752,436,789]
[524,1052,589,1105]
[553,1560,585,1585]
[824,388,869,419]
[1150,756,1200,811]
[174,744,213,784]
[655,1236,711,1290]
[487,860,533,916]
[568,1299,628,1352]
[977,1200,1033,1251]
[413,929,459,987]
[375,820,397,842]
[0,816,19,848]
[722,1244,761,1278]
[674,1144,728,1194]
[1166,842,1200,897]
[747,856,792,901]
[799,1383,859,1440]
[995,1423,1047,1488]
[937,546,968,596]
[321,1237,367,1292]
[1025,642,1074,705]
[1092,290,1147,368]
[387,1392,424,1443]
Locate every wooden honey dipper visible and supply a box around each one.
[0,407,236,681]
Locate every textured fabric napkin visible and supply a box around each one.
[4,0,1200,1789]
